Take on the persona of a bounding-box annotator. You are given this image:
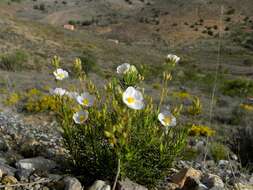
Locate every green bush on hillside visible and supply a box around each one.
[221,78,253,97]
[78,50,98,75]
[210,142,230,162]
[0,50,28,71]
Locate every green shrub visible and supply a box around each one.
[210,142,230,162]
[39,3,46,11]
[68,20,77,25]
[10,0,22,3]
[78,50,98,75]
[229,125,253,167]
[182,147,200,161]
[243,58,253,66]
[0,50,28,71]
[225,7,235,15]
[221,78,253,97]
[52,56,188,187]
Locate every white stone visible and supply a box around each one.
[89,180,111,190]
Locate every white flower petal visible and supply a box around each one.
[122,86,144,110]
[50,88,67,96]
[117,63,130,74]
[133,89,144,101]
[167,54,180,64]
[158,111,177,127]
[76,92,95,107]
[129,100,144,110]
[73,110,89,124]
[53,68,69,80]
[66,91,79,99]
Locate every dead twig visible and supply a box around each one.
[0,178,52,188]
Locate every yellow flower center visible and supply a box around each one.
[82,98,89,106]
[79,115,86,123]
[127,97,135,104]
[57,73,65,79]
[163,116,172,125]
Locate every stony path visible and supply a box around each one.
[0,110,64,159]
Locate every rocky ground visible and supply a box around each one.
[0,0,253,189]
[0,110,252,190]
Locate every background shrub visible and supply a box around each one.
[0,50,28,71]
[221,78,253,97]
[78,50,98,75]
[210,142,230,162]
[230,126,253,169]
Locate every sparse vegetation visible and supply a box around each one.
[0,50,28,71]
[0,0,253,188]
[210,142,230,162]
[78,50,98,75]
[230,124,253,167]
[221,78,253,97]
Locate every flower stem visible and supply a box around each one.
[112,158,120,190]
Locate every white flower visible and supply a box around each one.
[50,88,67,96]
[129,65,137,73]
[167,54,180,64]
[116,63,131,74]
[53,68,69,80]
[158,111,177,127]
[122,86,144,110]
[76,92,95,107]
[66,91,79,99]
[73,110,89,124]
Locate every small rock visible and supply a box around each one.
[171,167,202,188]
[16,156,56,172]
[181,177,208,190]
[20,138,47,158]
[218,160,229,169]
[117,178,147,190]
[0,137,8,152]
[0,163,17,176]
[203,160,216,169]
[63,176,83,190]
[181,177,200,190]
[234,183,253,190]
[231,154,238,161]
[198,183,209,190]
[47,173,63,181]
[89,180,110,190]
[202,173,224,189]
[4,150,23,166]
[1,175,18,185]
[34,184,41,190]
[164,182,179,190]
[15,169,31,181]
[0,168,3,178]
[0,157,7,164]
[195,141,206,152]
[250,175,253,185]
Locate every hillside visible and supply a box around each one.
[0,0,253,190]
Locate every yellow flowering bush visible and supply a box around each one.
[188,124,216,137]
[4,92,21,106]
[240,103,253,111]
[31,55,189,188]
[24,94,59,113]
[172,91,191,100]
